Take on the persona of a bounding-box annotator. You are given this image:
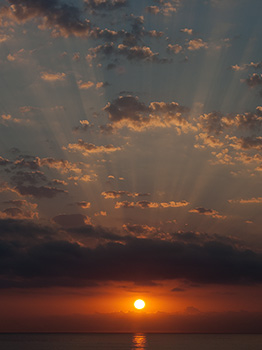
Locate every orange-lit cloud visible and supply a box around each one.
[65,139,122,155]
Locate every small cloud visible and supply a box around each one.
[77,80,94,89]
[171,287,185,292]
[76,201,91,209]
[180,28,193,35]
[65,139,121,156]
[229,197,262,204]
[189,207,226,219]
[167,44,183,54]
[187,38,208,51]
[52,214,91,228]
[41,72,66,82]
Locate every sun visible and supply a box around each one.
[134,299,145,310]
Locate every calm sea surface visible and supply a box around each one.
[0,333,261,350]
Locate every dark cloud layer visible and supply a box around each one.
[0,219,261,288]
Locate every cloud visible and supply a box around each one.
[102,95,190,132]
[52,214,91,228]
[77,80,94,89]
[0,0,92,38]
[14,185,68,198]
[76,201,91,209]
[167,44,183,54]
[0,156,10,166]
[1,230,262,287]
[39,157,82,173]
[117,44,161,62]
[171,287,185,292]
[243,73,262,87]
[196,133,224,148]
[65,139,121,155]
[0,199,38,220]
[73,120,92,132]
[231,61,262,71]
[145,1,181,16]
[115,200,189,209]
[229,136,262,150]
[228,197,262,204]
[101,191,150,199]
[0,33,10,43]
[180,28,193,35]
[123,223,158,236]
[0,113,30,126]
[187,38,208,51]
[41,72,66,82]
[84,0,127,12]
[189,207,226,219]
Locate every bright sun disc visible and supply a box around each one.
[134,299,145,310]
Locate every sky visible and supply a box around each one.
[0,0,262,333]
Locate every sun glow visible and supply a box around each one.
[134,299,145,310]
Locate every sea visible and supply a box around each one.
[0,333,261,350]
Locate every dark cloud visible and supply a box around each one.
[52,214,91,228]
[171,287,185,292]
[0,156,10,166]
[1,222,262,287]
[13,156,40,170]
[0,0,92,37]
[84,0,127,12]
[10,170,47,185]
[197,112,225,135]
[231,136,262,150]
[0,218,55,243]
[103,95,190,132]
[244,73,262,87]
[15,185,68,198]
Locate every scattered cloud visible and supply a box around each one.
[228,197,262,204]
[231,61,262,71]
[41,72,66,82]
[101,191,150,199]
[115,200,189,209]
[187,38,208,51]
[0,0,92,38]
[52,213,91,228]
[76,201,91,209]
[102,95,190,132]
[65,139,122,155]
[189,207,226,219]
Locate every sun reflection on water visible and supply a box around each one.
[132,333,147,349]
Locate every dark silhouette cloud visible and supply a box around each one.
[52,214,91,228]
[244,73,262,87]
[0,221,261,288]
[15,185,68,198]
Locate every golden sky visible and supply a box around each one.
[0,0,262,332]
